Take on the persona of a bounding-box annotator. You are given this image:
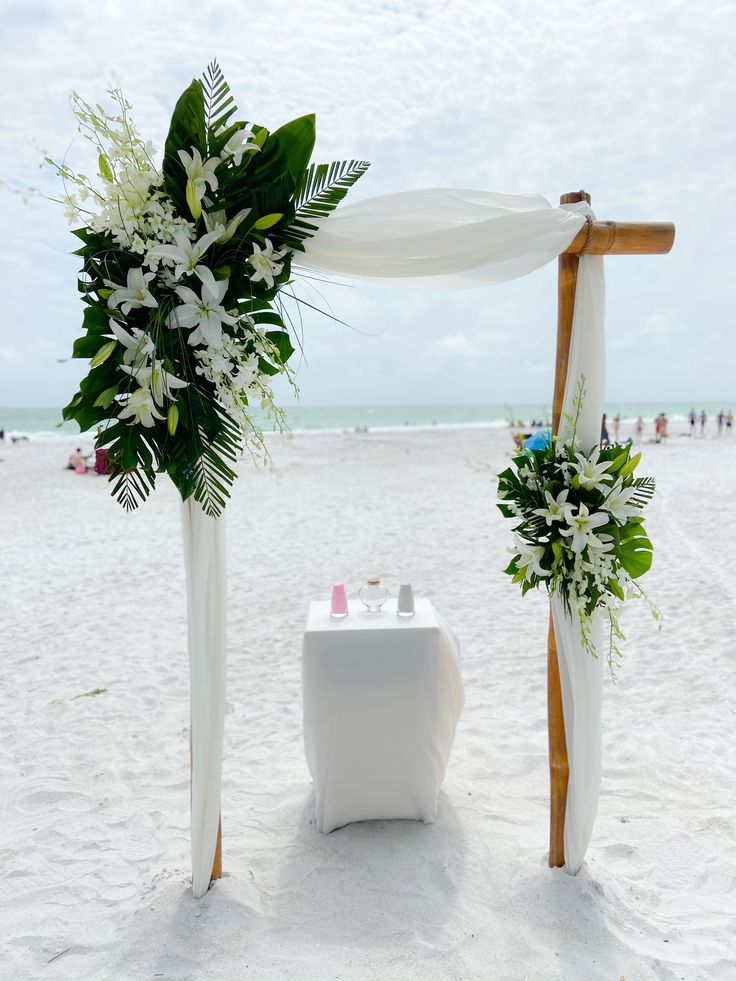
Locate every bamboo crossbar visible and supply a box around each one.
[564,219,675,256]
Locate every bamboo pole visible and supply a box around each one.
[564,220,675,256]
[190,740,222,887]
[547,189,590,867]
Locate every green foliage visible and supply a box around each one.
[496,415,658,667]
[281,159,371,249]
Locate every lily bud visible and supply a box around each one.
[186,179,202,221]
[167,403,179,436]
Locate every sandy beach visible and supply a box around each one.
[1,423,735,981]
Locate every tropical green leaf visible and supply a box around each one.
[200,60,237,136]
[619,523,654,579]
[162,80,206,214]
[281,158,370,248]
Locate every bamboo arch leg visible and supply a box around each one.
[190,740,223,887]
[547,189,590,867]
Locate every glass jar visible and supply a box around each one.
[359,577,389,614]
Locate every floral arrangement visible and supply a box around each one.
[497,383,657,664]
[47,61,369,514]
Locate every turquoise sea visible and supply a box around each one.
[0,402,733,441]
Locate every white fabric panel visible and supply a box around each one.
[302,599,464,833]
[552,201,607,874]
[181,500,227,898]
[299,189,585,288]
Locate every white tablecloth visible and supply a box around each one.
[302,598,464,833]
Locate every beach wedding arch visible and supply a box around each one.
[50,62,675,897]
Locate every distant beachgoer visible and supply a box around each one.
[0,429,4,442]
[717,411,724,435]
[700,410,707,436]
[660,414,669,442]
[689,408,697,435]
[600,413,609,446]
[635,416,644,440]
[727,411,734,434]
[613,413,621,442]
[68,447,87,472]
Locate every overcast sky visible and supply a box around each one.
[1,0,733,408]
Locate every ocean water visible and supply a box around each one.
[0,402,732,441]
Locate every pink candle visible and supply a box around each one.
[330,582,348,619]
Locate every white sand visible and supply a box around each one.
[1,423,735,981]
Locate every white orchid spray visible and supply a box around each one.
[497,378,658,668]
[46,60,370,514]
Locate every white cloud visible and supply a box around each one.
[0,0,734,406]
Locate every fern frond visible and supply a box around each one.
[200,60,237,135]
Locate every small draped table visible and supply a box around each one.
[302,598,464,833]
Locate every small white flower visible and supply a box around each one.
[533,488,575,526]
[118,386,165,428]
[248,238,287,289]
[560,502,609,554]
[148,230,221,295]
[603,481,641,523]
[203,207,251,244]
[169,278,236,349]
[120,361,187,406]
[514,536,551,582]
[567,446,614,491]
[109,319,155,368]
[107,267,158,316]
[220,127,260,166]
[177,147,220,202]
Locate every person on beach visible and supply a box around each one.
[635,416,644,440]
[689,408,697,435]
[613,413,621,442]
[600,414,609,446]
[717,411,724,435]
[700,410,707,436]
[727,411,734,434]
[67,448,88,472]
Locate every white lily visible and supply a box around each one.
[203,207,251,244]
[107,267,158,316]
[118,386,165,428]
[248,238,287,289]
[533,488,575,526]
[120,361,187,406]
[109,319,155,368]
[514,536,551,582]
[220,127,260,166]
[560,502,609,554]
[177,147,220,217]
[169,278,236,349]
[148,230,221,295]
[603,481,642,523]
[567,446,614,491]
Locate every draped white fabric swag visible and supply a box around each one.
[184,190,604,894]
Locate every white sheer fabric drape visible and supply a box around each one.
[299,189,585,288]
[181,499,226,898]
[551,203,606,873]
[182,189,605,895]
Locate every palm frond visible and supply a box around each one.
[192,407,242,517]
[200,60,237,136]
[110,466,156,512]
[282,159,370,248]
[630,475,656,506]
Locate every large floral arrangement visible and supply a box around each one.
[48,62,368,514]
[497,385,657,664]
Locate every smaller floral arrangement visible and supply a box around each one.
[497,384,657,665]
